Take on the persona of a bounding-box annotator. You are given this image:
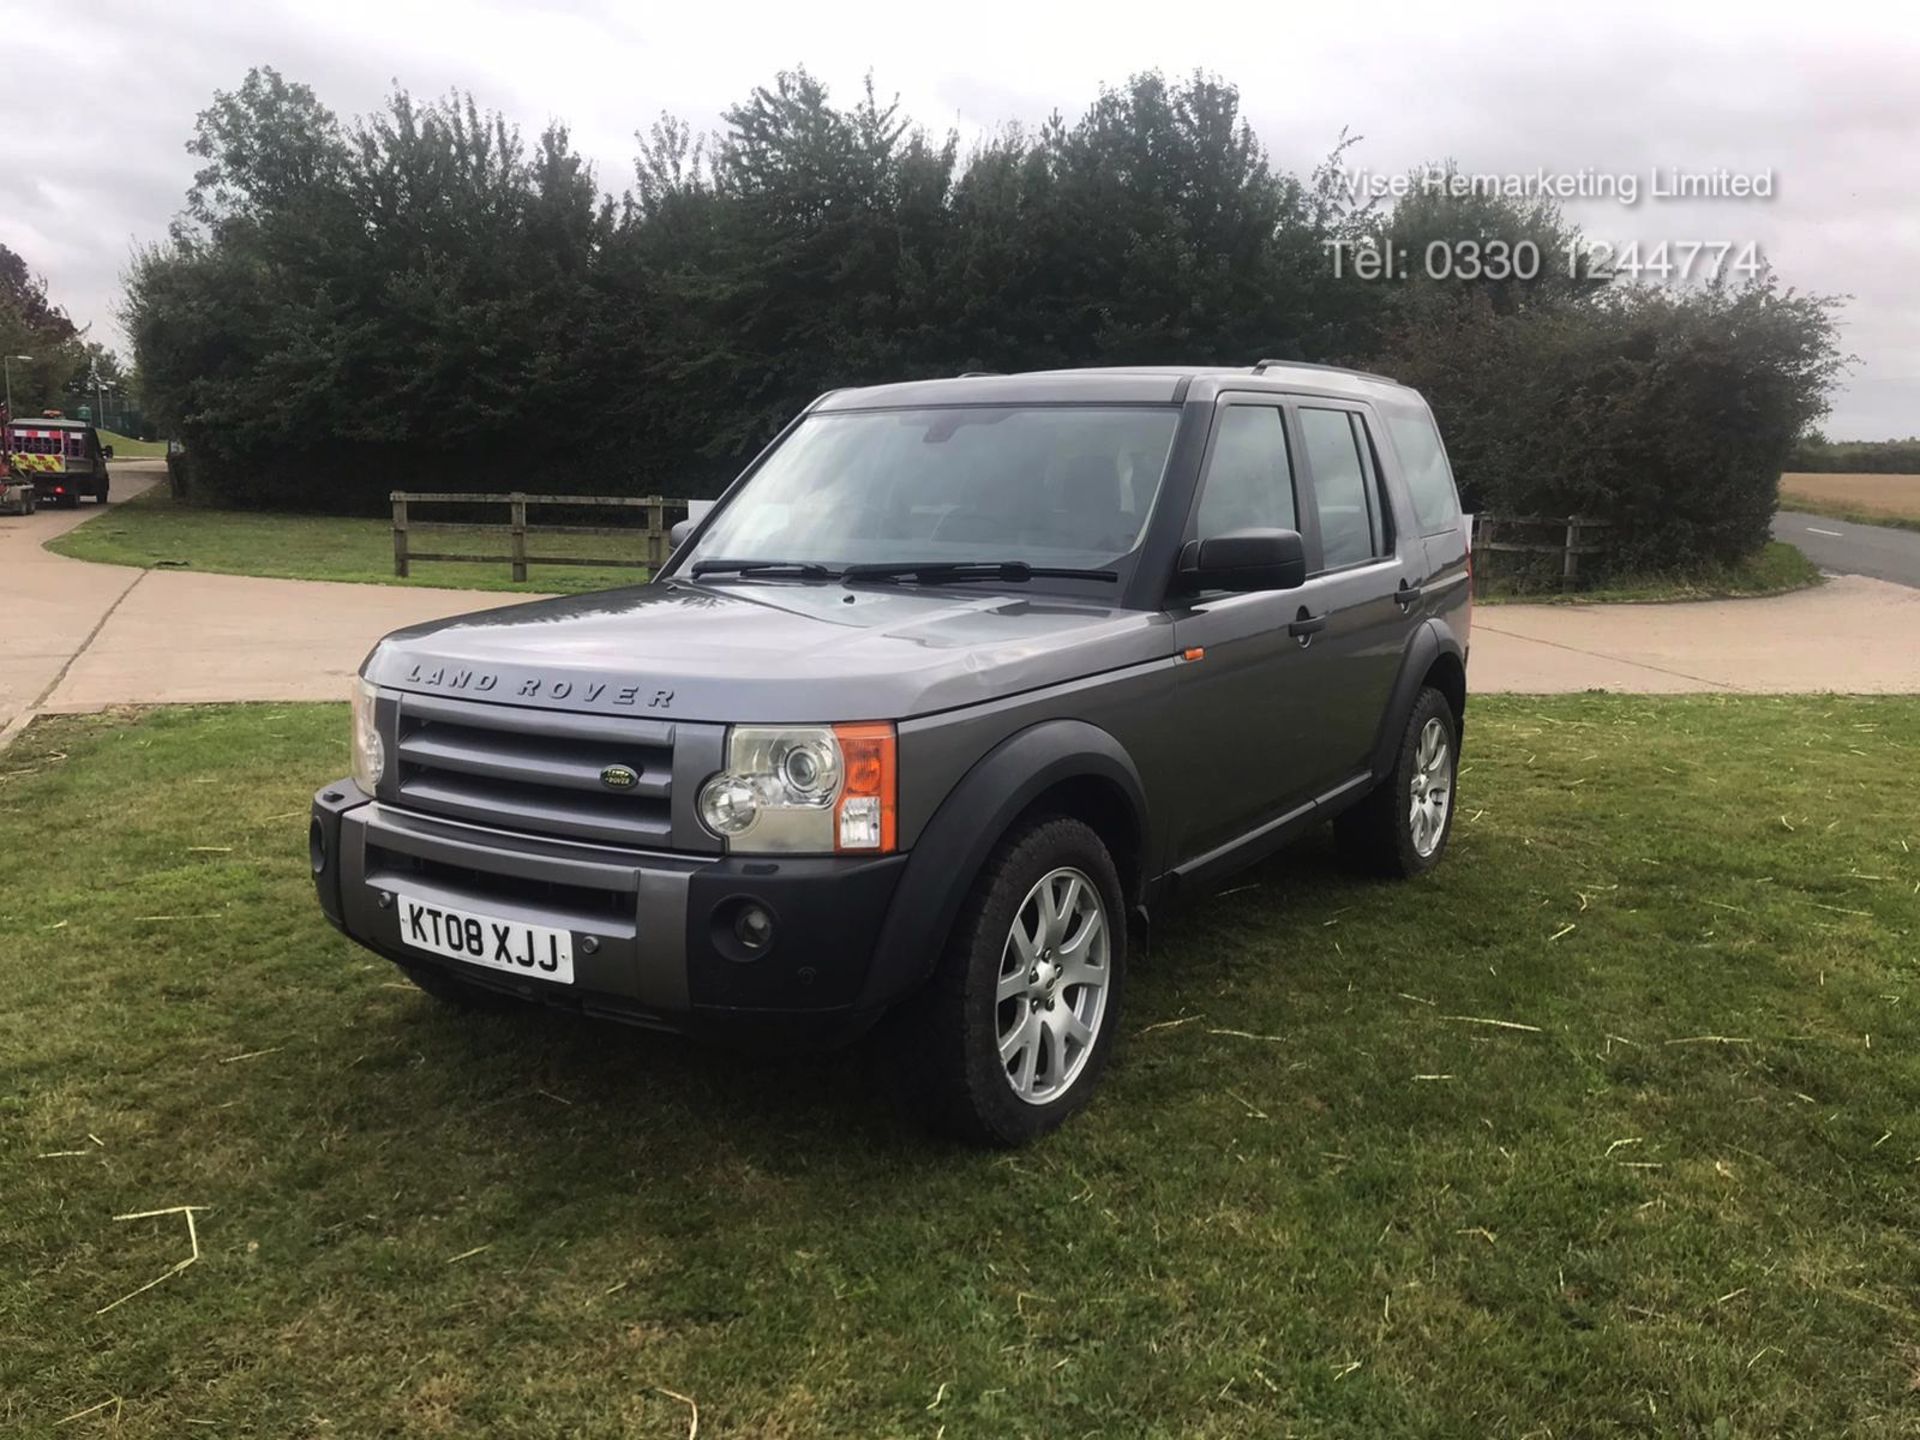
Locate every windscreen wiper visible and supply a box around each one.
[689,559,840,580]
[841,560,1119,585]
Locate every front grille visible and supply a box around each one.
[392,692,676,848]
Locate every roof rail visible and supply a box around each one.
[957,371,1002,378]
[1250,358,1399,384]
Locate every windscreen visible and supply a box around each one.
[687,406,1179,571]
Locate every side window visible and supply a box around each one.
[1382,400,1461,534]
[1195,406,1296,540]
[1299,408,1381,569]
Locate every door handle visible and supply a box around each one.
[1288,607,1327,645]
[1395,579,1420,610]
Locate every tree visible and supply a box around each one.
[0,243,86,416]
[1,243,79,341]
[184,67,346,234]
[130,68,609,506]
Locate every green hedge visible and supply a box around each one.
[129,67,1844,573]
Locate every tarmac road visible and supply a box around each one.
[1774,509,1920,589]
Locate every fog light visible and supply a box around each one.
[733,903,774,953]
[838,794,882,849]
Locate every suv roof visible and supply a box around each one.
[812,362,1415,413]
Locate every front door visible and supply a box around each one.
[1166,398,1340,866]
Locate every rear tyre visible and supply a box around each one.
[94,477,110,504]
[1335,686,1458,879]
[893,815,1126,1147]
[397,961,523,1013]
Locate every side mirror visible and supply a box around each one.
[1179,527,1307,593]
[669,500,716,551]
[101,445,114,460]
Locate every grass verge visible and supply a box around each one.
[45,486,654,594]
[1479,540,1823,605]
[98,429,168,460]
[6,698,1920,1435]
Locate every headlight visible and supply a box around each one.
[350,676,385,794]
[697,723,896,854]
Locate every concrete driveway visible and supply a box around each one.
[1467,507,1920,694]
[1467,573,1920,693]
[0,464,531,744]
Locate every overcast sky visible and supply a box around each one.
[3,0,1914,438]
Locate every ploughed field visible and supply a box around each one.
[5,698,1918,1436]
[1780,471,1920,526]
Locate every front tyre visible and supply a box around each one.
[1336,686,1459,879]
[896,815,1126,1146]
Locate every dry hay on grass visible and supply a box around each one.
[1779,472,1920,520]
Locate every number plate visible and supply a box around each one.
[393,890,575,984]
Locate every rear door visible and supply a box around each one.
[1375,393,1471,639]
[1165,397,1344,864]
[14,427,59,479]
[1289,401,1422,781]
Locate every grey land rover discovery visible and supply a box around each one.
[310,362,1471,1145]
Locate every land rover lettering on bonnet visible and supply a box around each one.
[312,363,1470,1145]
[399,662,675,710]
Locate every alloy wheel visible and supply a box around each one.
[994,866,1111,1105]
[1408,716,1453,858]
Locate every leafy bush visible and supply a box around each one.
[1373,278,1843,574]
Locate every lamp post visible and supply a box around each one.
[93,370,116,432]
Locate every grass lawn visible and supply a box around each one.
[1479,540,1823,605]
[6,697,1919,1436]
[98,429,169,460]
[1779,473,1920,536]
[45,486,659,595]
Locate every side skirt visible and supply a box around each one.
[1163,770,1374,895]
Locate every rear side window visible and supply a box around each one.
[1196,406,1296,539]
[1381,398,1461,534]
[1299,408,1382,569]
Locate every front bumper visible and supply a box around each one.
[311,781,908,1035]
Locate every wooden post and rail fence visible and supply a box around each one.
[390,491,691,582]
[1469,514,1613,595]
[388,494,1613,596]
